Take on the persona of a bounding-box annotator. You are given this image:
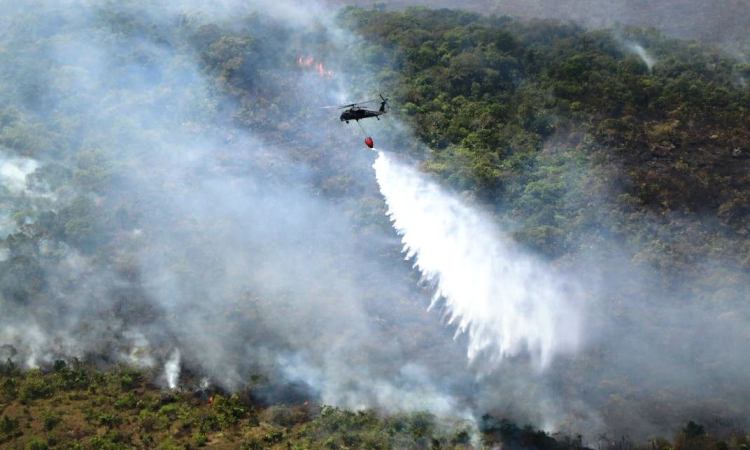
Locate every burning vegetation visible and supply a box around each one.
[298,55,335,78]
[2,361,741,450]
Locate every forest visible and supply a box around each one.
[0,1,749,450]
[328,0,750,44]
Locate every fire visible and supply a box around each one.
[297,56,315,68]
[297,55,333,78]
[316,62,333,78]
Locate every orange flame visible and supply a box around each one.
[297,56,334,78]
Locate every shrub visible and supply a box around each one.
[89,434,130,450]
[114,393,137,410]
[19,373,54,401]
[0,378,17,401]
[53,361,90,391]
[0,415,20,434]
[263,405,306,427]
[42,410,60,431]
[26,437,48,450]
[139,410,160,432]
[97,412,121,428]
[213,394,252,428]
[194,431,208,447]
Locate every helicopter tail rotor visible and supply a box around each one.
[379,94,389,112]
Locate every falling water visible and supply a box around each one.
[373,151,581,369]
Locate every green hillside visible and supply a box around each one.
[0,363,739,450]
[340,7,749,279]
[0,2,749,448]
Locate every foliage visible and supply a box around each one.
[18,371,55,402]
[41,409,60,431]
[339,7,749,270]
[0,365,603,450]
[0,415,20,434]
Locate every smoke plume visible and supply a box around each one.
[164,349,181,389]
[625,42,657,71]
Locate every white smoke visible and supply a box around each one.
[0,155,38,194]
[626,42,656,71]
[373,151,582,370]
[0,154,37,237]
[279,353,472,422]
[164,349,181,390]
[124,331,156,369]
[0,152,57,238]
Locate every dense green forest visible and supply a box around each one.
[0,2,749,449]
[340,6,749,287]
[329,0,750,44]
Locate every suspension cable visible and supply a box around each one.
[357,120,368,137]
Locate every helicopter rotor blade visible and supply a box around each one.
[320,98,381,110]
[338,99,380,109]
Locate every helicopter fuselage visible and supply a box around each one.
[340,107,386,123]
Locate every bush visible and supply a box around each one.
[262,430,284,445]
[194,431,208,447]
[26,437,49,450]
[1,358,21,377]
[53,361,90,391]
[0,415,19,434]
[408,411,436,439]
[262,405,306,427]
[139,410,160,432]
[42,410,60,431]
[19,373,54,401]
[156,439,182,450]
[88,434,131,450]
[213,394,252,428]
[97,412,121,428]
[241,438,264,450]
[118,370,143,390]
[114,393,137,410]
[0,378,17,401]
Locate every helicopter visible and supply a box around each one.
[322,95,389,149]
[326,95,389,124]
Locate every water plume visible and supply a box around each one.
[372,151,581,370]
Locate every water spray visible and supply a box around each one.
[372,151,581,370]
